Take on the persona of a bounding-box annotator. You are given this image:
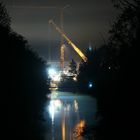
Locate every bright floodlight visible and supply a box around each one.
[47,68,61,81]
[48,68,56,77]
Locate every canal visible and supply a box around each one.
[42,90,97,140]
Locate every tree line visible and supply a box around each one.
[77,0,140,140]
[0,2,49,140]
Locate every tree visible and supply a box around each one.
[94,1,140,140]
[77,46,108,94]
[109,0,140,52]
[0,2,49,140]
[0,2,10,29]
[108,0,140,89]
[77,1,140,139]
[69,59,77,75]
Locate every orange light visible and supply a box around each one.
[73,120,86,138]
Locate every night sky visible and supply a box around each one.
[4,0,117,62]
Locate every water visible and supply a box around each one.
[43,91,97,140]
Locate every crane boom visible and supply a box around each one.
[49,20,87,62]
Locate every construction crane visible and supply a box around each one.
[49,20,88,63]
[60,5,70,70]
[9,5,69,69]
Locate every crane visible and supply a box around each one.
[60,5,70,70]
[49,20,88,63]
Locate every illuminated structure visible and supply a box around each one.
[49,20,88,63]
[60,6,70,70]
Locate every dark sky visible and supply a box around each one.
[4,0,117,62]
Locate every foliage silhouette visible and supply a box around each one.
[1,2,49,140]
[69,59,77,75]
[77,0,139,139]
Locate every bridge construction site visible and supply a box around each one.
[48,19,88,89]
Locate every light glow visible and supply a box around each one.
[88,81,93,88]
[48,99,62,123]
[48,68,61,82]
[73,120,86,138]
[74,100,78,112]
[48,68,56,77]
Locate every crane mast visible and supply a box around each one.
[60,9,65,70]
[49,20,87,62]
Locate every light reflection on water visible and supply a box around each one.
[48,99,62,124]
[45,91,97,140]
[73,120,86,139]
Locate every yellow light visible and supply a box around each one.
[73,119,86,138]
[73,77,77,81]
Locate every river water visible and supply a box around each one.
[42,90,97,140]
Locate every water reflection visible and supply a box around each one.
[47,96,83,140]
[62,109,66,140]
[74,99,78,112]
[73,120,86,139]
[48,99,62,124]
[45,91,97,140]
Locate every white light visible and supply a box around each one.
[89,84,92,88]
[48,100,55,123]
[47,68,61,82]
[48,68,56,77]
[89,46,92,51]
[53,74,61,82]
[88,82,93,88]
[48,100,62,116]
[74,100,78,112]
[73,77,77,81]
[48,99,62,124]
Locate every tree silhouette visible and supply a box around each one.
[77,1,140,140]
[109,0,140,51]
[1,2,49,140]
[0,2,10,28]
[95,1,140,140]
[69,59,77,74]
[77,45,111,94]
